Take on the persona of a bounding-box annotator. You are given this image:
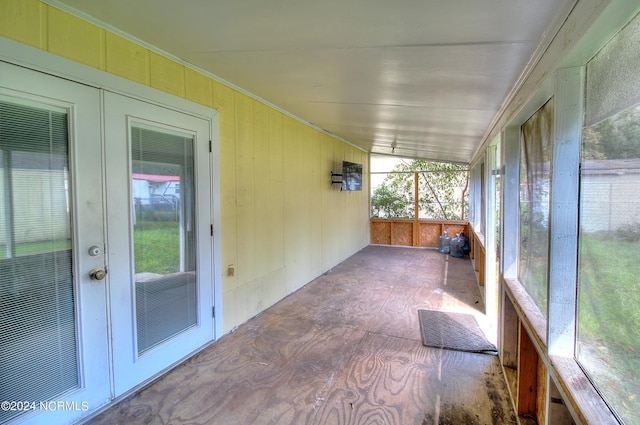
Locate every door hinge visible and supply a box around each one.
[210,224,214,236]
[209,140,212,152]
[212,306,215,318]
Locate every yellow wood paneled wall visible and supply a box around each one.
[0,0,370,332]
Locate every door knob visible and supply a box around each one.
[89,268,107,281]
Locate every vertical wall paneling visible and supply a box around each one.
[251,100,270,314]
[321,138,345,270]
[308,128,323,277]
[38,1,48,50]
[185,67,214,108]
[213,82,239,328]
[267,108,286,304]
[297,124,314,284]
[300,125,313,280]
[105,32,149,85]
[0,0,43,49]
[149,52,185,98]
[235,94,256,305]
[47,6,105,70]
[282,117,303,292]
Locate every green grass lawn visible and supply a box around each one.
[579,237,640,346]
[0,239,71,257]
[578,234,640,422]
[1,222,181,274]
[134,220,181,274]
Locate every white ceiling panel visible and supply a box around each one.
[53,0,575,163]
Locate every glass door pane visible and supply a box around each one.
[131,126,197,353]
[105,91,213,397]
[0,99,77,423]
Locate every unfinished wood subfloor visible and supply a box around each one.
[87,246,517,425]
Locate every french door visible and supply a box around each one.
[103,92,214,397]
[0,62,214,423]
[0,63,110,424]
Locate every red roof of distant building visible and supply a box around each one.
[132,173,180,182]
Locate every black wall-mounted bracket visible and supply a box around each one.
[331,171,342,185]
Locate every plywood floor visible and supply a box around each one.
[87,245,517,425]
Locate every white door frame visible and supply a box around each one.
[0,37,222,423]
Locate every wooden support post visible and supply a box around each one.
[413,172,419,246]
[536,358,549,425]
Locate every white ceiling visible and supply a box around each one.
[55,0,574,163]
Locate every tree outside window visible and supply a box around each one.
[370,158,469,220]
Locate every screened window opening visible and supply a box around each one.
[519,98,553,317]
[575,13,640,423]
[578,102,640,424]
[370,156,469,220]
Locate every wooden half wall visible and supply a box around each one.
[370,218,469,248]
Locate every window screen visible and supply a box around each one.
[577,14,640,422]
[519,98,553,317]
